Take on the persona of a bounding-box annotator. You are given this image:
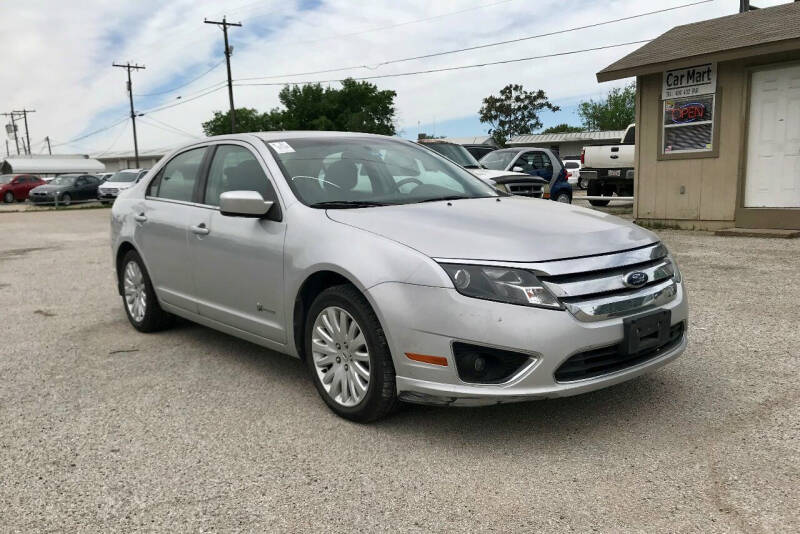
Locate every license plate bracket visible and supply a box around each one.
[608,169,621,177]
[622,310,671,355]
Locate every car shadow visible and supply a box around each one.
[168,317,689,452]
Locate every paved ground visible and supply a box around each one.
[1,209,798,532]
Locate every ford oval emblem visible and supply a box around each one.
[624,271,649,288]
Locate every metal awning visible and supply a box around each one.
[1,156,106,175]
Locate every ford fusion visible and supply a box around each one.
[111,132,687,422]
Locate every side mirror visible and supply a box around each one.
[219,190,273,218]
[512,166,523,173]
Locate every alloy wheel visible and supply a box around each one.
[123,260,147,323]
[311,306,371,407]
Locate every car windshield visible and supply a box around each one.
[0,174,14,184]
[422,143,481,168]
[480,151,517,170]
[109,171,139,183]
[267,137,499,208]
[50,175,78,185]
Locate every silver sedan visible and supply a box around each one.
[111,132,687,422]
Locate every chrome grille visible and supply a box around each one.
[507,182,543,198]
[535,243,678,322]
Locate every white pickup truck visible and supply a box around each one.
[580,124,635,206]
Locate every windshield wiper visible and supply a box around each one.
[309,200,389,209]
[414,195,472,204]
[463,164,480,169]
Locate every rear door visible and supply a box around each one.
[135,146,209,312]
[190,143,287,343]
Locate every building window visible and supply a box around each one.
[662,94,715,154]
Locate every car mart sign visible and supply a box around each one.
[662,63,716,99]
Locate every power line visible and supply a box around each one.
[234,40,653,87]
[134,59,225,97]
[138,115,200,139]
[113,62,146,167]
[237,0,713,82]
[204,16,242,133]
[50,116,129,147]
[93,121,131,157]
[140,84,228,115]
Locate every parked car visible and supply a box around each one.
[28,174,102,205]
[95,172,114,183]
[419,140,548,197]
[98,169,149,204]
[462,144,496,160]
[111,132,687,422]
[470,169,548,198]
[562,158,583,189]
[418,140,483,170]
[580,124,635,205]
[0,174,46,203]
[480,147,573,203]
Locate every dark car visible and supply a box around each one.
[0,174,46,203]
[462,144,496,160]
[28,174,102,206]
[418,140,483,170]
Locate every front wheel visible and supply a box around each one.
[305,284,397,422]
[60,193,72,206]
[119,250,174,332]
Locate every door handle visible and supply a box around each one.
[191,223,210,235]
[610,155,619,159]
[134,213,147,223]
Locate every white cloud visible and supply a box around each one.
[0,0,790,154]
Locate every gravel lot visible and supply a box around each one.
[1,208,798,532]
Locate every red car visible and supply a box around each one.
[0,174,46,203]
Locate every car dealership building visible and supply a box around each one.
[598,2,800,230]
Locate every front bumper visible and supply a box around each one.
[368,281,687,407]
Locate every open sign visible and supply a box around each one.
[671,102,706,123]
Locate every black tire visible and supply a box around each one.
[3,191,13,203]
[119,249,174,333]
[304,284,397,422]
[555,192,571,204]
[60,193,71,206]
[587,180,611,207]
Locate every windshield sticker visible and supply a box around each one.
[269,141,295,153]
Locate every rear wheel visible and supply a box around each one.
[555,192,571,204]
[305,284,397,422]
[120,249,174,332]
[3,191,13,203]
[587,180,611,207]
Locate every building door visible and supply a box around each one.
[744,64,800,208]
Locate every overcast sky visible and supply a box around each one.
[0,0,790,156]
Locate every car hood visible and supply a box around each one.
[326,196,657,262]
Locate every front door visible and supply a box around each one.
[744,64,800,208]
[135,146,208,312]
[190,143,287,343]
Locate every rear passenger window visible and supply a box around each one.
[204,145,277,206]
[152,147,206,202]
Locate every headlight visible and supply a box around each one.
[439,263,561,309]
[492,182,509,193]
[668,253,682,283]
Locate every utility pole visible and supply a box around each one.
[113,62,146,167]
[1,113,20,155]
[45,136,52,155]
[204,16,241,133]
[13,109,35,155]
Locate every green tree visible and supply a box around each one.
[201,107,283,136]
[541,123,585,134]
[578,82,636,131]
[479,84,559,146]
[278,78,396,134]
[203,78,397,137]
